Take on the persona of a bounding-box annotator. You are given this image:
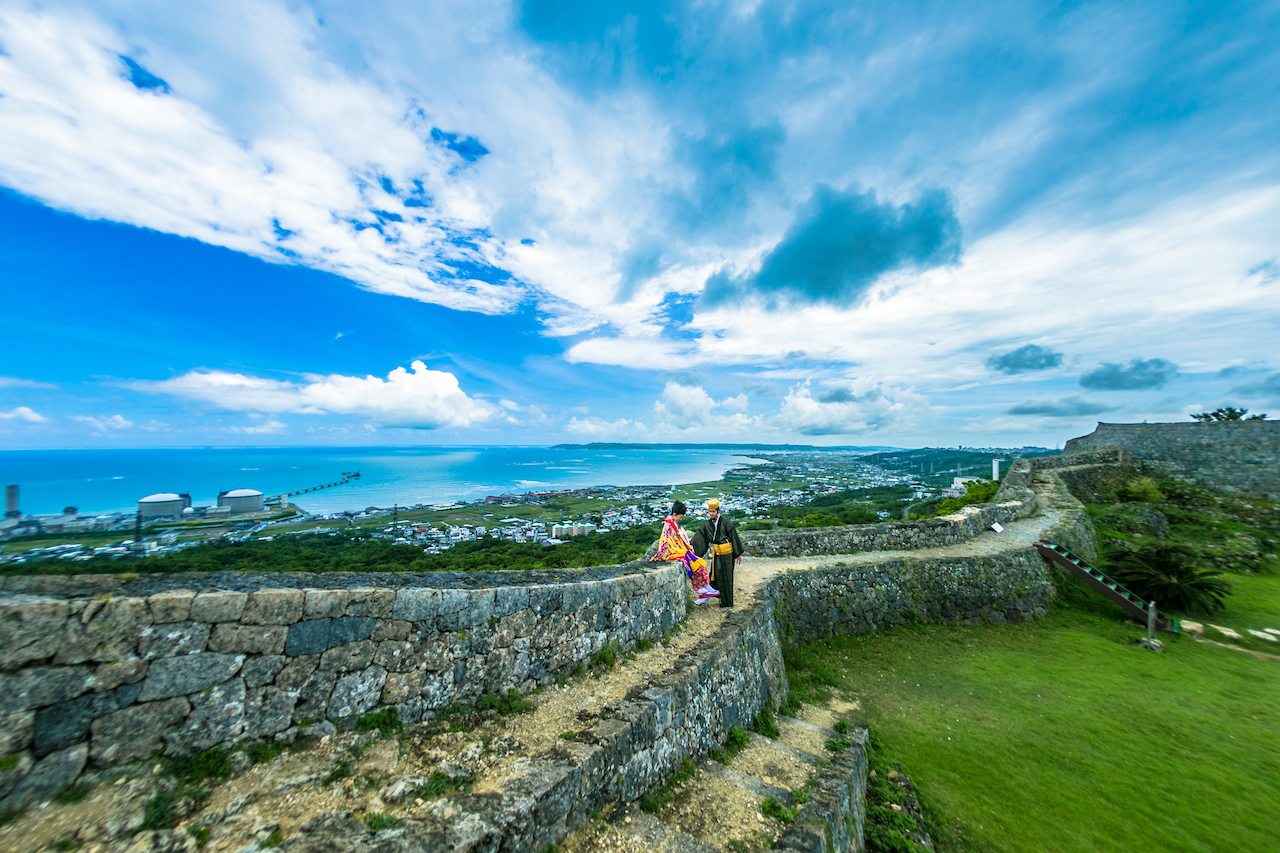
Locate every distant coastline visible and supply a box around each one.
[551,442,903,451]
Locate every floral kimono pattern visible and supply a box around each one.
[652,516,719,603]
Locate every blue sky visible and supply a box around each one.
[1,0,1278,449]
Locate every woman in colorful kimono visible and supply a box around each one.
[651,500,720,604]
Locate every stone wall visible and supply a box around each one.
[289,598,792,853]
[743,460,1037,558]
[761,478,1088,648]
[0,564,685,810]
[1062,421,1280,499]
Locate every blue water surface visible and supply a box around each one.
[0,446,768,516]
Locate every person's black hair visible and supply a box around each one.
[671,500,687,516]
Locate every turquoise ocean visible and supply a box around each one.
[0,446,769,516]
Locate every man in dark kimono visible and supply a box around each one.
[695,499,743,608]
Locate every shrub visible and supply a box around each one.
[761,796,797,824]
[825,736,853,752]
[1119,477,1165,503]
[478,688,534,716]
[248,740,288,765]
[751,707,781,739]
[263,828,283,847]
[1105,544,1232,613]
[356,707,403,738]
[168,747,231,784]
[833,719,852,734]
[590,641,619,669]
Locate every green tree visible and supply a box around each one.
[1191,406,1267,422]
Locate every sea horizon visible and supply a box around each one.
[0,444,834,517]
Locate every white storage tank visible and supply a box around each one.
[138,493,191,519]
[218,488,264,514]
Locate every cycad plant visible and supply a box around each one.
[1105,544,1232,614]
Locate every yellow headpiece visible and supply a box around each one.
[707,499,720,511]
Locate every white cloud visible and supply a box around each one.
[721,393,750,412]
[564,416,646,438]
[774,384,907,436]
[0,406,47,423]
[0,377,58,389]
[0,6,521,315]
[653,381,717,428]
[230,418,288,435]
[72,414,133,431]
[134,361,498,429]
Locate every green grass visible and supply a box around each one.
[784,597,1280,853]
[639,757,696,813]
[356,707,403,738]
[760,796,797,824]
[711,726,751,764]
[365,813,400,832]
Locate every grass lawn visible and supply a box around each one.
[785,576,1280,852]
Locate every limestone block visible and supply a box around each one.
[138,621,210,660]
[208,624,286,655]
[395,696,426,725]
[0,742,86,810]
[329,616,375,647]
[303,589,348,620]
[33,691,119,757]
[275,655,319,692]
[147,590,196,624]
[0,600,68,670]
[381,670,425,705]
[244,686,296,740]
[0,711,34,756]
[138,653,244,702]
[371,620,411,641]
[0,665,94,715]
[419,669,455,710]
[56,598,150,665]
[167,678,245,755]
[325,666,386,720]
[240,655,286,689]
[285,619,331,657]
[319,641,375,672]
[293,669,338,723]
[492,586,529,619]
[344,588,394,618]
[373,640,415,672]
[391,589,438,622]
[188,591,248,624]
[0,751,32,800]
[93,660,149,692]
[240,588,304,625]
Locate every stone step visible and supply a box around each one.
[743,730,826,766]
[774,714,839,757]
[613,807,721,853]
[777,714,839,739]
[652,761,787,851]
[727,737,819,796]
[699,757,794,805]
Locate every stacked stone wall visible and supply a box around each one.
[1062,421,1280,499]
[743,460,1037,558]
[0,564,685,811]
[288,599,793,852]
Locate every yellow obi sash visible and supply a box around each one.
[711,542,734,556]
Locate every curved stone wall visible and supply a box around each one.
[743,458,1037,558]
[0,563,686,810]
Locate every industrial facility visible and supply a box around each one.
[137,492,192,519]
[218,488,264,514]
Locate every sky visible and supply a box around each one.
[1,0,1278,450]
